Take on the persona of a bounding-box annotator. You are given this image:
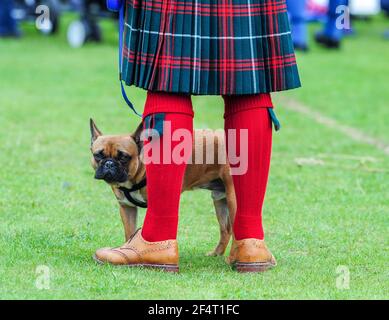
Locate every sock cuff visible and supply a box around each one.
[223,94,273,118]
[142,215,179,241]
[144,91,194,118]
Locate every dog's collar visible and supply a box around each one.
[119,178,147,208]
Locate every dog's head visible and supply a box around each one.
[89,119,143,186]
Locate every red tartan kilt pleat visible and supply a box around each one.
[121,0,301,95]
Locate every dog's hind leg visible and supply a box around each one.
[223,169,236,239]
[206,193,232,257]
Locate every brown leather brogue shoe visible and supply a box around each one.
[227,238,277,273]
[93,229,179,273]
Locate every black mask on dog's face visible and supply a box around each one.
[94,153,129,184]
[89,118,143,186]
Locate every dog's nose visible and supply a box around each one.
[104,160,115,170]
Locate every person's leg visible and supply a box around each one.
[324,0,349,40]
[94,92,193,270]
[0,0,20,37]
[316,0,349,48]
[286,0,308,51]
[223,94,273,240]
[141,92,194,242]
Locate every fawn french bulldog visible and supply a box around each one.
[90,119,237,256]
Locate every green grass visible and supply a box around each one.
[0,15,388,300]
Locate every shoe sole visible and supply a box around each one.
[93,255,179,273]
[233,262,276,273]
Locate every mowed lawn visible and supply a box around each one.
[0,15,388,300]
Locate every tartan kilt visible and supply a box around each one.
[121,0,301,95]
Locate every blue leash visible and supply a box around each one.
[108,0,142,117]
[268,108,281,131]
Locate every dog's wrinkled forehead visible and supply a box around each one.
[92,135,137,157]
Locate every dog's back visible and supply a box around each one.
[183,129,229,192]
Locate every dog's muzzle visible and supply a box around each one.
[95,159,127,183]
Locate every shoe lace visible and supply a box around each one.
[120,228,141,248]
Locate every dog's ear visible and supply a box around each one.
[131,122,144,152]
[90,118,103,146]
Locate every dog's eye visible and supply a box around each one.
[118,151,131,163]
[93,151,105,162]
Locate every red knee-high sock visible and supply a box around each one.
[223,94,273,240]
[141,92,194,242]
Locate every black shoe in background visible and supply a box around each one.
[0,30,22,38]
[294,43,309,52]
[315,33,340,49]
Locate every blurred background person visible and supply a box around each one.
[0,0,20,38]
[315,0,349,48]
[382,0,389,39]
[287,0,309,51]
